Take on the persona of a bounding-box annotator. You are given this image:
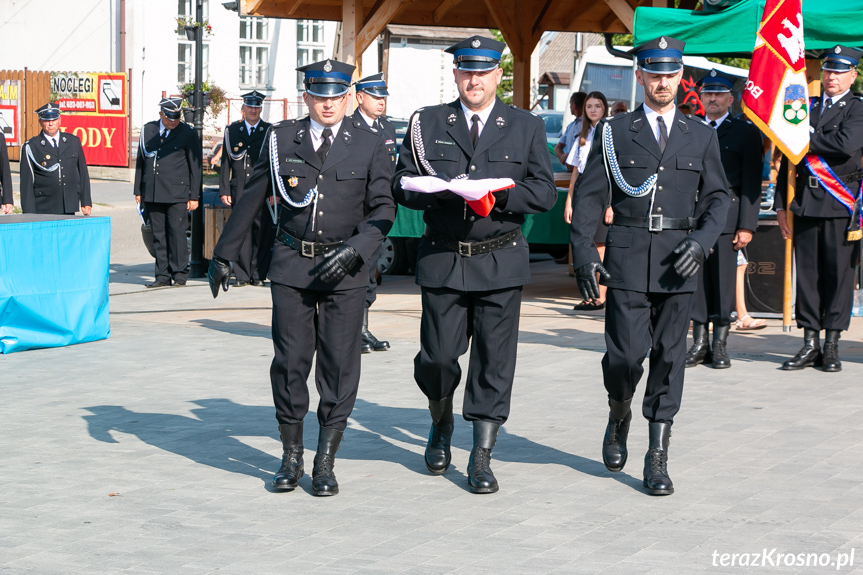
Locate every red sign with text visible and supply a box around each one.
[60,115,128,167]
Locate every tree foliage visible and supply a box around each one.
[490,29,513,104]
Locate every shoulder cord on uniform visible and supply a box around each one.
[269,127,319,229]
[139,133,157,159]
[602,121,659,216]
[223,126,247,161]
[409,112,468,181]
[25,143,60,174]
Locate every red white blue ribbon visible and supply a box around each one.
[803,154,863,225]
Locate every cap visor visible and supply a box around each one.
[822,63,855,72]
[306,83,350,97]
[700,86,732,93]
[361,88,389,97]
[639,62,683,74]
[455,61,499,72]
[162,110,182,120]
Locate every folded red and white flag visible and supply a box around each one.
[399,176,515,217]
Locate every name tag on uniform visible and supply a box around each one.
[435,140,454,146]
[284,158,305,164]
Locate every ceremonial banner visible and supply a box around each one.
[741,0,809,163]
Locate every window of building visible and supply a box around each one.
[177,0,209,36]
[239,17,269,88]
[296,20,326,91]
[178,43,209,84]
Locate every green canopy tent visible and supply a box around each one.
[632,0,863,56]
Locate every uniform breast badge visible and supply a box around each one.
[288,176,299,187]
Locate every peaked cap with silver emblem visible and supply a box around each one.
[445,35,506,72]
[629,36,685,74]
[159,96,183,120]
[354,72,389,97]
[697,68,737,93]
[821,45,863,72]
[297,59,356,97]
[240,90,266,107]
[35,102,61,121]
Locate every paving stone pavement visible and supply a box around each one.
[3,259,863,575]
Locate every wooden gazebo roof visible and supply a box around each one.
[242,0,673,108]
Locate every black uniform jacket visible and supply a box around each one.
[348,110,398,172]
[20,132,91,215]
[0,136,12,206]
[134,120,202,203]
[776,92,863,218]
[571,106,729,293]
[392,98,557,291]
[712,116,763,234]
[213,116,395,291]
[218,119,271,202]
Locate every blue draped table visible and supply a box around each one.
[0,215,111,354]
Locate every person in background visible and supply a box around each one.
[20,103,91,216]
[610,101,629,116]
[734,250,766,330]
[554,92,586,169]
[134,97,201,288]
[563,91,611,311]
[349,72,398,354]
[218,90,273,287]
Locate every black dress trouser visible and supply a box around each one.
[794,215,857,331]
[146,201,189,283]
[270,283,366,431]
[414,285,522,425]
[603,288,694,424]
[691,233,737,326]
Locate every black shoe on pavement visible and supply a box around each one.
[467,421,500,494]
[685,323,711,367]
[643,422,674,496]
[273,422,304,491]
[782,329,822,370]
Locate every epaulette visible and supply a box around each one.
[274,119,298,128]
[686,114,713,129]
[607,111,630,122]
[351,118,378,134]
[508,104,535,117]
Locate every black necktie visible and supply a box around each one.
[49,137,56,148]
[709,120,717,128]
[249,125,254,134]
[656,116,668,154]
[317,127,332,163]
[160,129,167,141]
[374,118,382,131]
[470,114,480,149]
[825,99,833,110]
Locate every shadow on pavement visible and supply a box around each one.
[82,397,639,491]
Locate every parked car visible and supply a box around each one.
[537,110,564,140]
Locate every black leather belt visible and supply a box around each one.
[426,228,521,257]
[612,214,696,232]
[809,172,862,189]
[276,228,342,257]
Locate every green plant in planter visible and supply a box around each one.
[177,81,228,119]
[175,17,213,37]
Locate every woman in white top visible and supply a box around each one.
[563,91,611,311]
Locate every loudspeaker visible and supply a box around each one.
[743,218,794,317]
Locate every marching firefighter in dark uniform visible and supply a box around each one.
[208,59,394,496]
[1,132,13,214]
[776,46,863,372]
[218,90,274,286]
[572,37,729,496]
[393,35,557,494]
[134,97,202,287]
[686,69,763,369]
[20,103,92,216]
[349,72,397,353]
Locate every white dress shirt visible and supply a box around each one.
[42,132,60,148]
[642,105,677,145]
[565,123,597,174]
[707,111,730,129]
[244,120,261,133]
[460,99,495,140]
[309,117,341,150]
[824,90,850,108]
[158,120,170,138]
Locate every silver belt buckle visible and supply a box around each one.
[300,241,315,257]
[648,214,663,232]
[808,176,819,188]
[458,241,473,257]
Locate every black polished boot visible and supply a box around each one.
[424,395,454,474]
[643,422,674,496]
[312,427,343,496]
[273,422,304,491]
[685,322,711,367]
[361,307,390,353]
[822,330,842,372]
[711,324,731,369]
[782,328,822,370]
[467,421,500,494]
[602,398,632,472]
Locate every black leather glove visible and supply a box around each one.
[319,244,362,283]
[208,254,232,298]
[575,261,612,302]
[492,189,509,211]
[673,237,706,279]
